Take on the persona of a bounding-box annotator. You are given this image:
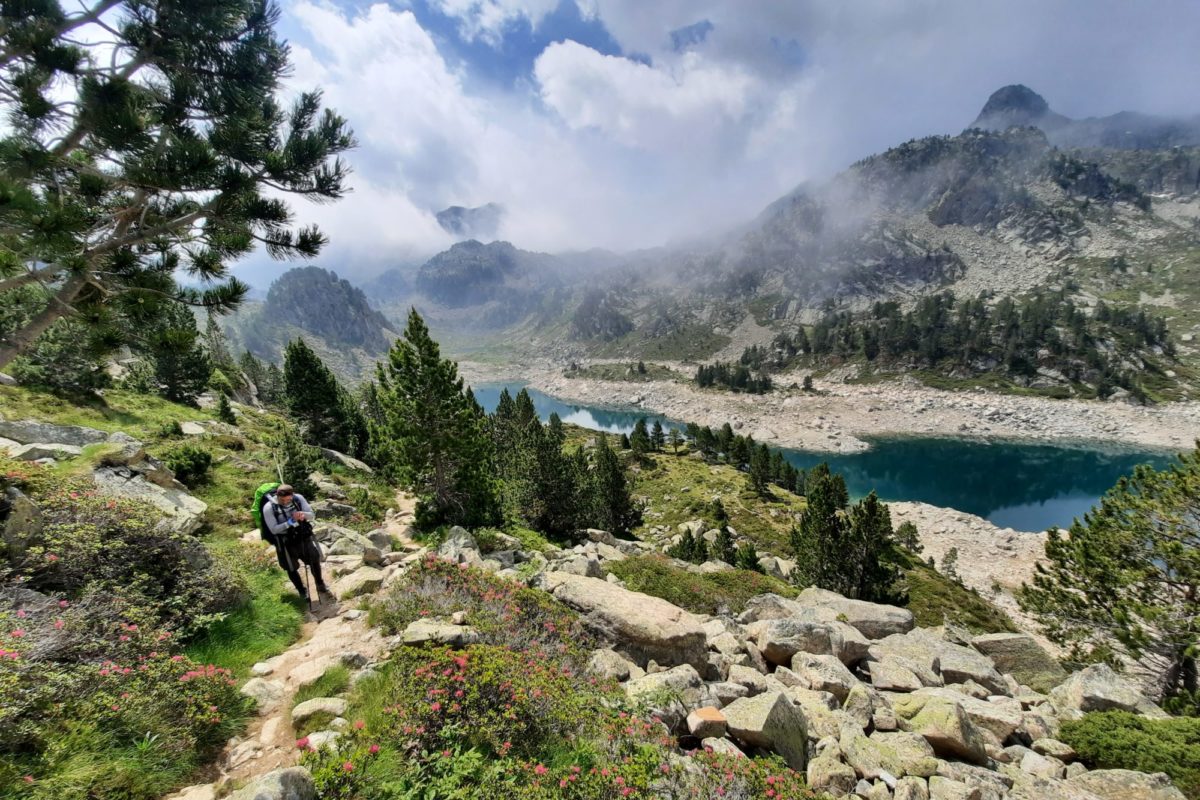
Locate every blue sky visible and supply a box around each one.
[245,0,1200,284]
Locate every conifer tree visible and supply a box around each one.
[651,420,666,451]
[283,338,367,456]
[1020,446,1200,706]
[715,526,737,565]
[667,427,684,454]
[711,498,729,525]
[371,310,499,528]
[619,433,631,450]
[216,393,237,425]
[587,433,641,537]
[749,443,773,496]
[0,0,355,369]
[735,541,762,572]
[275,427,320,499]
[792,463,850,589]
[629,418,652,460]
[895,521,922,554]
[668,530,697,562]
[147,302,212,405]
[845,492,901,603]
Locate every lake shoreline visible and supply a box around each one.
[459,360,1200,457]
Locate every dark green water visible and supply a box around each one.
[469,383,1176,532]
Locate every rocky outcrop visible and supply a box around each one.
[1068,769,1187,800]
[227,767,316,800]
[721,690,808,771]
[0,418,109,447]
[92,466,208,535]
[971,633,1066,693]
[1049,664,1168,720]
[794,587,915,640]
[536,571,707,669]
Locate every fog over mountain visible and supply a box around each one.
[225,0,1200,288]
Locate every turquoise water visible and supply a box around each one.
[469,383,1175,532]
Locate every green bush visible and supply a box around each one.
[1060,711,1200,799]
[900,560,1017,634]
[12,478,245,638]
[607,555,797,615]
[162,443,214,487]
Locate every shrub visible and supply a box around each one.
[12,480,245,638]
[162,444,213,487]
[1061,711,1200,799]
[607,555,796,615]
[216,394,237,425]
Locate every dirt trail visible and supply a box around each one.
[166,492,421,800]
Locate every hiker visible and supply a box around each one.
[262,484,331,602]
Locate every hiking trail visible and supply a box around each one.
[166,491,423,800]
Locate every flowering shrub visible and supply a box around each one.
[13,477,245,637]
[0,605,252,800]
[370,556,594,666]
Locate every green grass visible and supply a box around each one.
[629,449,806,554]
[608,555,798,615]
[0,384,209,437]
[564,362,680,383]
[900,560,1017,634]
[184,553,306,675]
[593,324,731,362]
[294,665,352,708]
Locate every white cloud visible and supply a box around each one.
[429,0,560,44]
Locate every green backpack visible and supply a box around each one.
[252,481,280,544]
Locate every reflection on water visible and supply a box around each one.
[469,382,1175,532]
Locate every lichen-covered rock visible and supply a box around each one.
[721,690,808,771]
[1049,664,1168,719]
[624,664,702,704]
[1068,769,1187,800]
[437,526,481,564]
[971,633,1067,693]
[895,776,931,800]
[239,678,285,711]
[401,619,479,647]
[92,466,207,534]
[891,691,989,765]
[868,658,925,692]
[928,776,979,800]
[790,652,860,701]
[537,571,707,668]
[807,749,859,796]
[332,566,384,599]
[794,586,915,639]
[0,418,109,447]
[587,648,638,681]
[291,697,348,724]
[228,767,316,800]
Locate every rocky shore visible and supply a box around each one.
[459,361,1200,456]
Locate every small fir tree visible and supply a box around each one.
[735,541,762,572]
[651,420,666,451]
[216,394,237,426]
[587,434,641,537]
[667,427,684,454]
[715,526,737,565]
[148,302,212,405]
[749,443,773,496]
[629,418,652,460]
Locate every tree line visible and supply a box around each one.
[695,361,773,393]
[738,289,1175,399]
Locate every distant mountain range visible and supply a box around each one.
[436,203,504,239]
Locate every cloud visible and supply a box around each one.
[260,0,1200,283]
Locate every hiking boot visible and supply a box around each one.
[316,583,335,600]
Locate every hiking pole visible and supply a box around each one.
[303,562,315,611]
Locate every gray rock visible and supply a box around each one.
[401,619,479,647]
[366,528,393,551]
[292,697,349,724]
[0,419,108,447]
[180,421,206,436]
[701,737,745,757]
[971,633,1067,693]
[1,487,43,562]
[624,664,702,704]
[228,767,316,800]
[795,586,915,639]
[868,659,925,692]
[721,690,808,771]
[438,526,480,564]
[753,618,837,665]
[890,691,989,765]
[325,530,375,556]
[332,566,384,599]
[8,442,83,461]
[92,466,207,534]
[928,776,979,800]
[790,652,860,701]
[1068,769,1186,800]
[587,648,637,681]
[537,571,707,668]
[895,776,930,800]
[318,447,374,474]
[1032,738,1076,761]
[807,749,859,796]
[240,678,285,711]
[1019,750,1064,780]
[1049,664,1167,719]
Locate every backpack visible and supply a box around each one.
[253,482,280,544]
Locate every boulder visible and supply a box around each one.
[8,442,83,460]
[868,659,925,692]
[332,566,384,599]
[1019,750,1064,780]
[928,776,979,800]
[326,529,377,556]
[624,664,702,704]
[970,633,1067,693]
[890,691,990,765]
[537,571,707,668]
[588,648,639,681]
[841,725,938,780]
[240,678,285,711]
[1068,769,1186,800]
[895,776,931,800]
[0,419,108,447]
[721,690,808,771]
[937,643,1008,695]
[1031,738,1076,761]
[795,587,915,639]
[366,529,393,551]
[686,706,727,738]
[438,526,481,564]
[1,487,43,562]
[228,767,316,800]
[753,618,836,665]
[92,467,207,535]
[318,447,374,474]
[701,737,746,758]
[1049,664,1167,719]
[790,652,860,701]
[807,749,859,796]
[291,697,348,725]
[401,619,479,647]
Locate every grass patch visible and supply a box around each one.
[608,555,797,615]
[0,385,209,437]
[593,324,731,362]
[294,665,352,708]
[900,560,1017,634]
[564,362,679,383]
[184,545,306,675]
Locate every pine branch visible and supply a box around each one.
[0,272,87,369]
[0,262,69,294]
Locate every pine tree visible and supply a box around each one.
[1020,446,1200,706]
[587,434,641,537]
[941,547,960,583]
[651,420,666,451]
[263,363,286,406]
[711,498,729,525]
[668,530,697,562]
[283,338,367,456]
[216,394,237,425]
[148,302,212,405]
[0,1,354,370]
[715,526,737,565]
[749,443,773,496]
[735,541,762,572]
[371,310,499,528]
[667,427,684,454]
[895,521,922,554]
[629,418,652,460]
[275,427,320,499]
[845,492,901,603]
[619,433,631,450]
[204,314,236,374]
[792,463,850,590]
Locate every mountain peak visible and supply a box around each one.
[972,84,1054,129]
